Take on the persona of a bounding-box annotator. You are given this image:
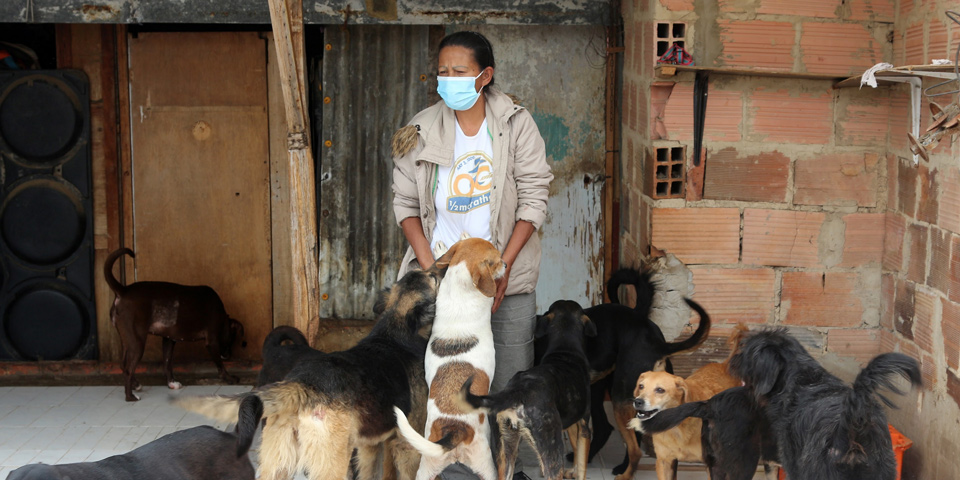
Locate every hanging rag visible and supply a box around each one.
[860,62,894,89]
[657,42,694,66]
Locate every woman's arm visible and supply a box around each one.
[400,217,436,269]
[493,220,535,312]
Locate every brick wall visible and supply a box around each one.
[620,0,960,475]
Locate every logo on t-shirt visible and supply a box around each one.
[445,152,493,213]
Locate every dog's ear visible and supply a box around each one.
[373,287,391,315]
[535,314,551,339]
[582,315,598,337]
[474,261,497,297]
[747,346,784,397]
[652,359,668,372]
[676,378,688,403]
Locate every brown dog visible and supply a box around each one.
[104,248,244,401]
[627,327,745,480]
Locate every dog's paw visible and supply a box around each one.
[626,417,644,433]
[167,381,183,390]
[562,468,576,479]
[459,231,471,241]
[126,392,141,402]
[432,240,449,258]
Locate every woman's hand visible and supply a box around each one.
[493,262,511,313]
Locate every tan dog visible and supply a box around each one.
[394,238,505,480]
[627,327,745,480]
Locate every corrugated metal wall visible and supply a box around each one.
[318,25,434,320]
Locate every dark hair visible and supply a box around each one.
[438,31,495,85]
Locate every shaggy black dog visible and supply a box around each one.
[256,325,314,387]
[636,386,779,480]
[729,329,921,480]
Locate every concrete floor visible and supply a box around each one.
[0,385,769,479]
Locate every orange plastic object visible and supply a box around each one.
[777,424,912,480]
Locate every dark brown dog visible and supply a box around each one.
[104,248,245,401]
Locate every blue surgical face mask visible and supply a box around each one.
[437,71,485,111]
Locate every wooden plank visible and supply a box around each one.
[128,32,273,362]
[267,0,320,343]
[656,64,845,81]
[602,25,621,300]
[266,34,294,328]
[117,26,135,326]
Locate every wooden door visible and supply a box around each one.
[127,32,271,362]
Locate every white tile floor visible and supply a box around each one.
[0,385,770,480]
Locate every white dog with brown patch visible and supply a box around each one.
[394,237,505,480]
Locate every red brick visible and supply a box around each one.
[922,353,937,391]
[898,158,918,218]
[690,268,777,324]
[918,164,939,224]
[703,148,789,203]
[951,235,960,304]
[913,289,937,354]
[718,20,795,71]
[794,153,879,207]
[661,83,692,141]
[906,223,928,284]
[749,88,833,144]
[943,298,960,370]
[782,272,864,327]
[801,23,882,75]
[899,0,914,18]
[650,82,675,140]
[941,167,960,234]
[827,328,881,365]
[904,23,924,65]
[758,0,840,17]
[743,209,823,267]
[882,213,906,272]
[886,153,898,210]
[639,198,651,256]
[888,92,910,151]
[881,274,895,330]
[636,83,648,140]
[929,228,952,295]
[661,86,743,143]
[948,368,960,402]
[848,0,896,22]
[659,0,694,11]
[929,19,949,62]
[840,213,884,267]
[838,102,889,146]
[651,208,740,264]
[894,280,915,340]
[880,328,898,352]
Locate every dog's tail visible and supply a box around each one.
[103,248,134,295]
[235,395,264,457]
[721,323,750,366]
[262,326,309,357]
[841,353,922,465]
[627,400,706,434]
[606,267,656,315]
[454,375,500,414]
[173,381,319,428]
[393,406,460,458]
[662,298,712,355]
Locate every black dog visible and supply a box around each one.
[174,256,451,480]
[104,248,245,401]
[460,300,596,480]
[729,328,922,480]
[570,268,711,479]
[256,325,313,387]
[7,425,255,480]
[635,386,780,480]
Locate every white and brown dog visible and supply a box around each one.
[394,237,505,480]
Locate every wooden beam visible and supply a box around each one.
[267,0,320,343]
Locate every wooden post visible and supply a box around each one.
[267,0,320,342]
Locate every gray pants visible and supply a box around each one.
[440,291,537,479]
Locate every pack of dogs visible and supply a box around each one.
[10,240,923,480]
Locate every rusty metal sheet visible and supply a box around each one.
[317,24,433,321]
[1,1,609,25]
[459,25,608,311]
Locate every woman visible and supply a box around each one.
[391,30,552,479]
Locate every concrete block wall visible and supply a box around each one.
[621,1,960,476]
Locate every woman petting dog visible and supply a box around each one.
[392,30,553,480]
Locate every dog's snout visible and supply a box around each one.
[633,397,644,410]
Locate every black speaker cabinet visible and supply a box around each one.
[0,70,96,361]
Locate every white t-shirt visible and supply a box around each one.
[431,118,494,250]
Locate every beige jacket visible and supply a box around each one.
[392,86,553,295]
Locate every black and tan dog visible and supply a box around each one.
[578,268,711,480]
[7,425,255,480]
[457,300,595,480]
[104,248,245,401]
[256,325,313,387]
[729,328,921,480]
[174,256,453,480]
[634,386,780,480]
